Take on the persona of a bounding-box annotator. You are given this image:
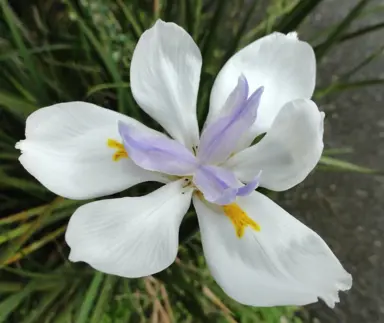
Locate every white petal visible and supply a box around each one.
[193,192,352,307]
[225,99,324,191]
[130,20,201,149]
[16,102,167,199]
[208,32,316,148]
[66,180,193,277]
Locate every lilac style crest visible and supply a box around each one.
[118,75,264,205]
[198,75,264,165]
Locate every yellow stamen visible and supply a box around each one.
[222,203,260,238]
[107,139,128,161]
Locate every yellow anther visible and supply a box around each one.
[107,139,124,150]
[107,139,128,161]
[222,203,260,238]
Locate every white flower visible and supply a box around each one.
[16,20,352,307]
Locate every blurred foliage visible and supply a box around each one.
[0,0,383,322]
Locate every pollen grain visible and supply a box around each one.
[107,139,128,161]
[222,203,260,238]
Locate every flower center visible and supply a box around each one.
[222,203,260,238]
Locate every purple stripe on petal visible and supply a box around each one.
[118,121,198,176]
[198,76,264,164]
[193,165,239,205]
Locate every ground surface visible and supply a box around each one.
[278,1,384,322]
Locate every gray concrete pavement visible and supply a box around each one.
[281,1,384,322]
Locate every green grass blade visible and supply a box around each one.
[22,286,65,323]
[241,1,298,46]
[314,44,384,100]
[0,152,18,161]
[90,275,118,323]
[163,0,175,21]
[86,82,130,98]
[117,0,143,39]
[77,271,104,323]
[340,21,384,43]
[52,285,78,323]
[274,0,323,34]
[323,147,353,155]
[3,72,37,103]
[341,45,384,80]
[0,282,23,293]
[192,0,203,41]
[0,129,15,145]
[0,205,80,246]
[220,1,259,66]
[4,225,66,265]
[315,0,372,60]
[1,2,45,104]
[0,225,29,245]
[319,156,380,174]
[0,44,72,61]
[0,90,37,119]
[2,266,76,280]
[0,282,37,322]
[55,305,75,323]
[63,1,136,117]
[0,197,63,265]
[201,1,229,64]
[179,212,199,244]
[0,171,48,197]
[178,0,188,30]
[315,79,384,98]
[43,58,101,73]
[196,1,231,126]
[0,201,56,226]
